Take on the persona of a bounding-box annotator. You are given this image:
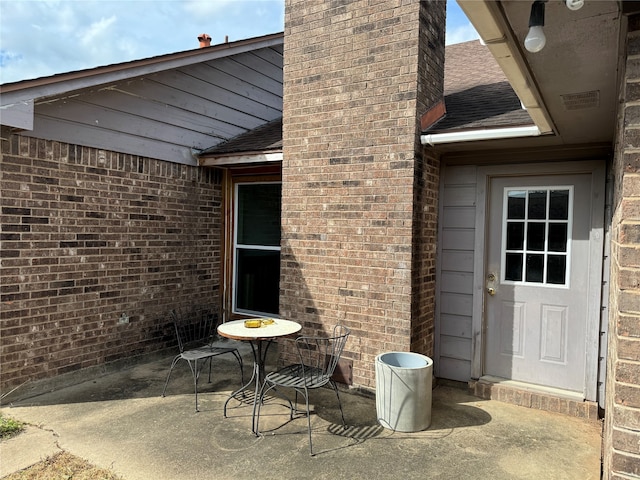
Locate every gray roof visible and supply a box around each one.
[200,117,282,156]
[425,40,533,133]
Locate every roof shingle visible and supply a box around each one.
[199,117,282,156]
[426,40,533,133]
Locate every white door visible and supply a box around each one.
[484,173,593,392]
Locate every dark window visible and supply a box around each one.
[234,183,281,316]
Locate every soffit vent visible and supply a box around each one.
[560,90,600,111]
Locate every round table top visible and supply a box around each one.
[217,318,301,341]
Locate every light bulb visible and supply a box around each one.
[565,0,584,11]
[524,25,546,53]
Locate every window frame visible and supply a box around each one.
[231,180,282,317]
[500,185,574,289]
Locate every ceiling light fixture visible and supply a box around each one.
[565,0,584,11]
[524,0,547,53]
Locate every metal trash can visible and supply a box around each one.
[375,352,433,432]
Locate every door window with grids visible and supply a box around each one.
[501,187,573,286]
[233,182,281,316]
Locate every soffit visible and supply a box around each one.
[449,0,620,153]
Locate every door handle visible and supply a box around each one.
[486,272,497,296]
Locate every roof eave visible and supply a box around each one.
[199,150,283,167]
[456,0,555,135]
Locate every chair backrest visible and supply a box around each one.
[295,324,350,388]
[169,306,219,353]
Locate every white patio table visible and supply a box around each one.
[217,318,301,433]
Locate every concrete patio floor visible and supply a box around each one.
[1,343,602,480]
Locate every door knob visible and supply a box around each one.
[486,272,497,296]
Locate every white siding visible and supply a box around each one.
[436,165,477,382]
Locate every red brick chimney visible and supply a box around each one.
[198,34,211,48]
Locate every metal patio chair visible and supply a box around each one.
[255,324,350,455]
[162,306,244,412]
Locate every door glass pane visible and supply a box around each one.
[549,190,569,220]
[528,190,547,219]
[525,254,544,283]
[548,223,568,252]
[502,186,572,287]
[506,222,525,250]
[507,191,526,219]
[235,249,280,314]
[505,253,523,281]
[526,223,545,251]
[547,255,567,284]
[237,184,282,246]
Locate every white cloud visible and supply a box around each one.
[79,15,118,47]
[0,0,474,84]
[0,0,285,83]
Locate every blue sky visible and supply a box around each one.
[0,0,478,84]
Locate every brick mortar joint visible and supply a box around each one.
[614,331,640,340]
[610,237,640,248]
[611,448,640,459]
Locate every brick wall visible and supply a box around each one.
[411,1,445,354]
[603,13,640,479]
[410,148,440,355]
[1,129,222,394]
[281,0,445,388]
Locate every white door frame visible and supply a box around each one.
[471,160,605,400]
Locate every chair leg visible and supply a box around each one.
[186,359,199,412]
[302,384,344,455]
[162,355,182,397]
[302,389,314,456]
[331,380,346,429]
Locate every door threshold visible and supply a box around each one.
[478,376,584,401]
[470,376,598,420]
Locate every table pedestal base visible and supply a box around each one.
[223,339,273,433]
